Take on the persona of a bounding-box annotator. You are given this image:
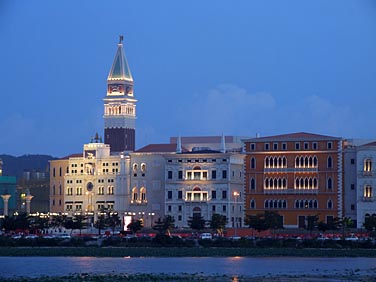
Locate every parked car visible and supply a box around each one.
[200,233,212,240]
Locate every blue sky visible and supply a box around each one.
[1,1,375,157]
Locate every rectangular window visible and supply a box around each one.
[212,205,216,212]
[222,170,227,179]
[351,204,355,211]
[211,190,217,199]
[273,143,278,150]
[168,205,172,212]
[312,142,318,150]
[212,170,217,179]
[167,191,172,199]
[178,170,183,179]
[178,205,182,212]
[295,142,300,150]
[168,171,173,179]
[251,143,255,150]
[178,215,182,221]
[222,190,227,199]
[327,142,333,149]
[304,142,309,150]
[351,184,355,190]
[264,143,270,150]
[178,190,182,199]
[282,143,287,150]
[351,159,355,165]
[223,205,227,212]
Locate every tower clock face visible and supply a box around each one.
[86,182,94,192]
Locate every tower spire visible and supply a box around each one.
[176,135,182,153]
[104,37,137,153]
[220,133,226,153]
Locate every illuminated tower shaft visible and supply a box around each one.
[104,36,137,153]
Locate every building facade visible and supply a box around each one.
[164,148,245,228]
[50,138,130,223]
[244,132,344,228]
[356,142,376,228]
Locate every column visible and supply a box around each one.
[25,194,34,215]
[1,194,11,216]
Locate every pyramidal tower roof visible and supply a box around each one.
[107,36,133,82]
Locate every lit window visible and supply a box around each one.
[364,185,373,198]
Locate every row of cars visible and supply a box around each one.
[11,233,71,240]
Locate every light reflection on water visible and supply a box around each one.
[0,256,376,278]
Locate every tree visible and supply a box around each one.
[65,214,87,235]
[306,215,319,232]
[106,212,121,233]
[246,211,283,232]
[94,214,106,236]
[127,219,143,234]
[264,211,283,230]
[153,215,175,236]
[364,215,376,232]
[187,215,206,231]
[209,214,227,237]
[246,214,268,232]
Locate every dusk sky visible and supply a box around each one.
[1,1,375,157]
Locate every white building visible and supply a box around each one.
[62,136,130,224]
[356,141,376,228]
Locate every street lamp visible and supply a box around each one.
[148,212,155,228]
[233,191,240,237]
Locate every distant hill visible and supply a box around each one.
[0,154,56,178]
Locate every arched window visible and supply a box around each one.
[309,157,313,167]
[300,156,304,167]
[250,178,256,190]
[264,178,269,189]
[278,178,282,188]
[313,178,318,188]
[251,158,256,169]
[264,200,269,208]
[327,178,333,190]
[299,200,304,209]
[274,157,278,168]
[283,178,287,188]
[278,200,282,208]
[283,157,287,167]
[309,200,313,208]
[305,157,309,167]
[327,156,333,168]
[327,200,333,209]
[250,200,255,209]
[295,157,299,167]
[140,187,147,202]
[265,157,270,168]
[364,159,372,172]
[364,185,373,198]
[296,178,300,188]
[313,200,318,209]
[282,200,287,208]
[313,156,318,167]
[132,187,138,201]
[295,200,299,209]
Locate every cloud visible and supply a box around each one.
[175,84,276,136]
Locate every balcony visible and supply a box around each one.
[263,187,319,195]
[185,191,209,202]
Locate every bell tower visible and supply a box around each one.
[104,36,137,153]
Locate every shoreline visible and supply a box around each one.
[1,246,376,257]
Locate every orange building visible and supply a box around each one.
[244,132,344,228]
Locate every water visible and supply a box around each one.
[0,256,376,278]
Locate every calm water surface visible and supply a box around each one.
[1,257,376,278]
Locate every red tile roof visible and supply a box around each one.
[135,144,188,153]
[243,132,341,142]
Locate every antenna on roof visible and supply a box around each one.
[119,35,124,44]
